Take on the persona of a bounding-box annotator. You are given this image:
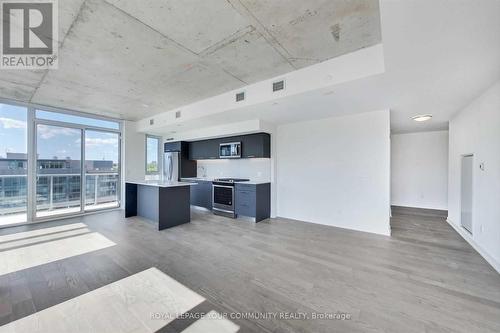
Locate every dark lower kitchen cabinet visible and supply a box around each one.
[235,183,271,222]
[241,133,270,158]
[188,180,212,210]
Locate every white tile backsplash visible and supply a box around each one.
[196,158,271,182]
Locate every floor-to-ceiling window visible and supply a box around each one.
[0,103,28,226]
[34,110,121,221]
[0,101,121,226]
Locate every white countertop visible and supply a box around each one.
[181,177,271,185]
[126,180,197,188]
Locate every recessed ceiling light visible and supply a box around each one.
[412,114,432,122]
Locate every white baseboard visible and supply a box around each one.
[447,218,500,274]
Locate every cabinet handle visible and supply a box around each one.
[247,155,255,158]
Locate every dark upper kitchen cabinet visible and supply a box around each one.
[164,141,197,178]
[189,139,219,160]
[188,133,270,160]
[241,133,270,158]
[164,141,182,152]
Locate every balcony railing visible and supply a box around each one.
[0,173,119,216]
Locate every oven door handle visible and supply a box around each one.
[213,184,234,189]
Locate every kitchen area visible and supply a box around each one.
[125,133,272,229]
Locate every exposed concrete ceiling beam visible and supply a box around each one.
[226,0,296,69]
[30,0,89,104]
[105,0,249,86]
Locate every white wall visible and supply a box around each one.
[448,80,500,273]
[123,121,146,182]
[276,110,391,236]
[391,131,449,210]
[196,158,271,182]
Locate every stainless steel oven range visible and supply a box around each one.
[212,178,249,218]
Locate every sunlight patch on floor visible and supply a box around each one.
[0,223,115,276]
[0,228,91,251]
[0,268,206,333]
[0,223,87,243]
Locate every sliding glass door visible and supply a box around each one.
[36,124,83,218]
[85,130,120,211]
[0,103,28,227]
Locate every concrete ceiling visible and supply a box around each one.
[152,0,500,135]
[0,0,381,120]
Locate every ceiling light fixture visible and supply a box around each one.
[412,114,432,122]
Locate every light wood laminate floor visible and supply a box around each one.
[0,208,499,332]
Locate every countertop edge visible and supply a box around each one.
[181,177,271,185]
[126,181,198,188]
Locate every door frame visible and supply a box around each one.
[460,154,474,234]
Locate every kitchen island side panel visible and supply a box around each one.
[137,185,159,222]
[159,186,191,230]
[125,183,138,218]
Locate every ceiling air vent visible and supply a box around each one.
[273,80,285,92]
[149,119,154,125]
[175,110,182,119]
[236,91,245,102]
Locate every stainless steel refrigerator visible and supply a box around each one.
[163,151,180,182]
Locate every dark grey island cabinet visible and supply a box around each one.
[235,183,271,222]
[125,181,196,230]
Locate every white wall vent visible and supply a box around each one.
[273,80,285,92]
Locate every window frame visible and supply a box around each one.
[145,135,162,175]
[0,97,123,226]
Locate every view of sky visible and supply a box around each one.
[0,104,27,157]
[0,103,119,163]
[146,138,160,171]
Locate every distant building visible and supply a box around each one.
[0,153,118,215]
[0,154,115,175]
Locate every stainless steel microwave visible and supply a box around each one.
[219,142,241,159]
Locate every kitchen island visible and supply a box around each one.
[125,181,196,230]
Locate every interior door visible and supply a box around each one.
[461,155,473,234]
